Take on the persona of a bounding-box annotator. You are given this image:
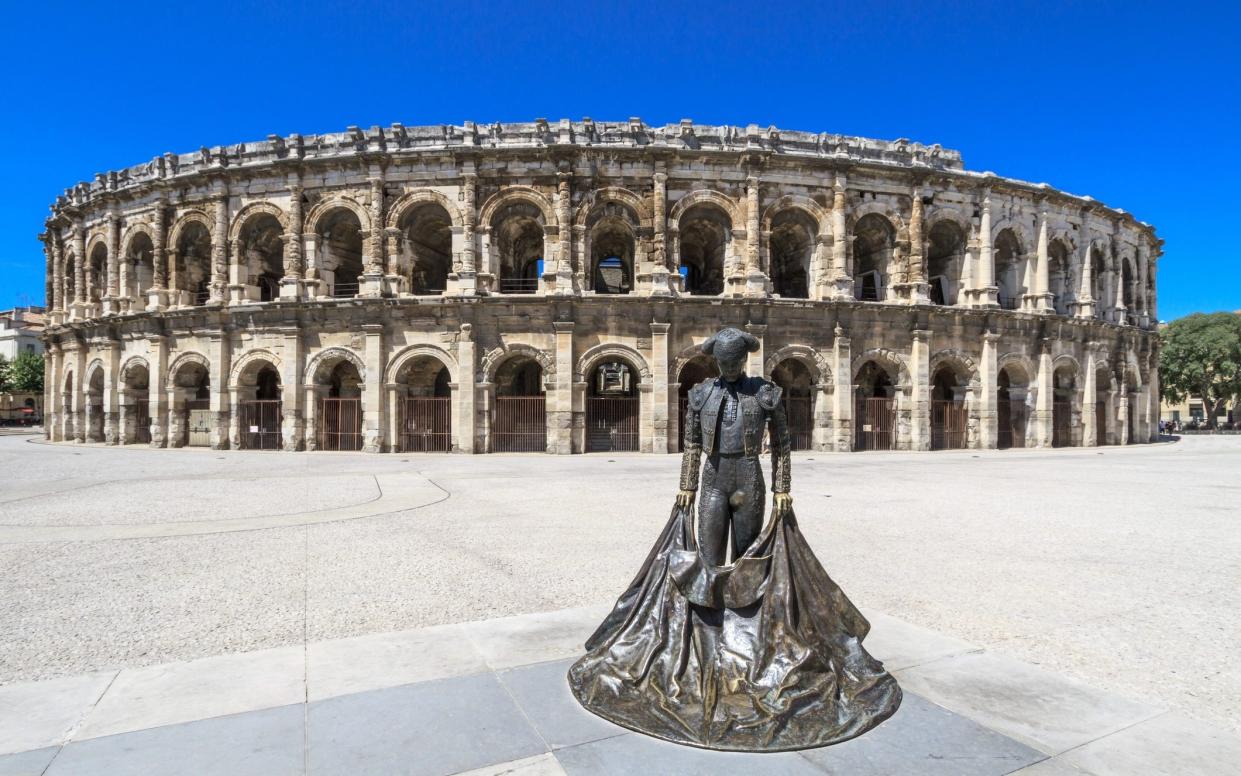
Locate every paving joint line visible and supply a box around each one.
[37,668,121,776]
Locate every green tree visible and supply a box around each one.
[7,352,44,393]
[0,355,10,393]
[1159,313,1241,429]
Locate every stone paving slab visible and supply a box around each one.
[1050,710,1241,775]
[0,671,115,754]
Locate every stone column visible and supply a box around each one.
[456,323,476,453]
[812,362,833,452]
[905,185,929,303]
[1076,235,1096,319]
[103,341,120,445]
[831,173,851,299]
[1112,248,1126,324]
[651,167,672,295]
[208,332,231,449]
[118,390,132,446]
[149,197,169,310]
[976,194,999,307]
[1034,345,1054,447]
[1137,242,1151,328]
[979,332,999,449]
[279,326,304,451]
[744,177,767,297]
[745,323,766,381]
[45,345,61,441]
[650,322,670,453]
[72,224,87,318]
[362,324,385,452]
[459,170,480,295]
[211,187,229,303]
[549,322,575,454]
[831,327,853,451]
[148,334,168,447]
[359,172,387,297]
[1118,378,1131,446]
[384,383,400,454]
[104,212,121,314]
[554,173,574,295]
[909,329,931,451]
[281,178,304,300]
[49,236,63,320]
[1033,209,1053,312]
[1083,351,1098,447]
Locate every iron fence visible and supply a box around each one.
[400,397,452,452]
[931,400,968,450]
[493,396,546,452]
[317,398,363,451]
[785,396,813,450]
[855,397,896,451]
[499,277,539,294]
[585,397,640,452]
[239,399,283,450]
[1052,400,1073,448]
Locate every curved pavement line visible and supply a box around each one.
[0,473,448,544]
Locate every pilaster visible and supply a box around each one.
[456,323,476,453]
[207,332,232,449]
[909,329,931,450]
[649,322,671,453]
[549,321,575,454]
[362,324,385,452]
[831,326,853,451]
[979,332,999,449]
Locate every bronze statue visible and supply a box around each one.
[568,327,901,752]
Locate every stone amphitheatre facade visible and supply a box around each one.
[38,119,1160,455]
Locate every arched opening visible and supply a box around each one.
[677,355,719,449]
[930,365,968,450]
[585,358,640,452]
[1121,260,1136,324]
[239,214,285,302]
[1094,367,1112,446]
[855,361,897,451]
[1048,240,1071,315]
[396,355,452,452]
[238,361,283,450]
[493,356,546,451]
[315,208,364,299]
[126,233,155,305]
[88,243,107,306]
[995,229,1025,310]
[853,214,894,302]
[927,221,965,306]
[590,219,635,294]
[315,359,363,451]
[771,359,815,450]
[122,363,151,445]
[1090,246,1107,317]
[173,361,211,447]
[175,222,212,306]
[678,204,729,296]
[997,366,1030,450]
[493,203,544,294]
[768,210,815,299]
[401,204,452,295]
[61,370,75,439]
[1052,364,1078,447]
[1125,370,1141,445]
[63,253,77,309]
[85,367,105,442]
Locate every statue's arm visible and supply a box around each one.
[769,399,792,494]
[678,397,703,496]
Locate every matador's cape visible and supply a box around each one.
[567,504,901,751]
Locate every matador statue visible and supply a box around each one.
[569,327,902,751]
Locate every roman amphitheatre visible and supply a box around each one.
[38,119,1159,454]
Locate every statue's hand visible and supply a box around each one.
[676,489,696,509]
[773,493,793,516]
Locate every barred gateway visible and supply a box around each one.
[38,119,1160,453]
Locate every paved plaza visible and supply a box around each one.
[1,433,1240,774]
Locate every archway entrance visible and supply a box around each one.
[493,356,546,452]
[316,360,363,451]
[1094,368,1111,446]
[1052,365,1077,448]
[585,360,640,452]
[316,209,364,299]
[173,361,211,447]
[997,368,1028,450]
[930,367,968,450]
[855,362,896,451]
[677,355,719,448]
[123,364,151,445]
[678,204,729,296]
[771,359,814,450]
[239,364,283,450]
[86,368,104,442]
[397,356,452,452]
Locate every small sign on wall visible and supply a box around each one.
[249,425,259,433]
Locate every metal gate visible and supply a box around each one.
[785,396,813,451]
[239,399,283,450]
[186,400,211,447]
[931,400,968,450]
[317,398,362,451]
[133,402,152,445]
[400,397,451,452]
[998,398,1026,450]
[1052,400,1072,447]
[493,396,546,452]
[1095,400,1107,445]
[585,397,639,452]
[855,397,896,451]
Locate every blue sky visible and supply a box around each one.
[2,0,1237,320]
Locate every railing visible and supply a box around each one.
[855,397,896,451]
[855,286,880,302]
[997,400,1026,450]
[1095,400,1107,445]
[400,397,452,452]
[331,281,360,299]
[1052,400,1072,448]
[931,400,968,450]
[998,295,1021,310]
[317,398,363,451]
[493,396,546,452]
[785,396,813,451]
[239,399,283,450]
[499,277,539,294]
[194,286,211,305]
[585,397,640,452]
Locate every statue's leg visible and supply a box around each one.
[697,455,730,567]
[729,456,766,559]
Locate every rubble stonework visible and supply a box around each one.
[38,119,1161,453]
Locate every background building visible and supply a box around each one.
[0,305,44,360]
[39,120,1160,452]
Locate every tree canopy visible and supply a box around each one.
[0,356,10,393]
[1159,312,1241,428]
[5,352,44,393]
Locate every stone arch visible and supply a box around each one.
[574,343,652,384]
[168,210,213,249]
[1052,353,1082,375]
[303,195,372,236]
[991,218,1034,251]
[230,349,283,386]
[477,186,556,229]
[930,349,980,388]
[228,201,289,243]
[574,187,650,229]
[851,348,910,387]
[848,201,905,232]
[84,358,106,387]
[385,344,459,385]
[120,355,151,386]
[997,353,1036,386]
[923,205,972,238]
[84,232,109,261]
[168,351,210,384]
[763,344,830,384]
[481,344,555,385]
[386,189,463,230]
[667,189,741,226]
[673,341,716,382]
[761,196,828,234]
[120,222,156,257]
[304,347,367,386]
